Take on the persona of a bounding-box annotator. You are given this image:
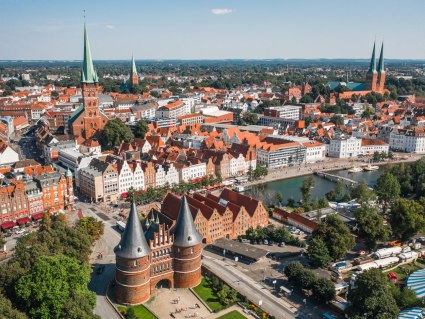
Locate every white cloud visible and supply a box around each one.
[105,25,116,30]
[211,8,233,15]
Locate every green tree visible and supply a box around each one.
[240,112,258,125]
[15,255,95,319]
[307,238,332,268]
[100,118,134,148]
[355,205,390,251]
[313,215,354,261]
[348,269,399,319]
[275,192,283,207]
[134,119,149,139]
[125,308,138,319]
[76,217,104,241]
[311,277,336,303]
[330,115,344,126]
[375,172,401,213]
[350,181,376,204]
[287,197,296,208]
[62,292,100,319]
[300,176,315,206]
[389,198,425,241]
[334,180,345,200]
[0,293,27,319]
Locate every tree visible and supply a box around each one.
[351,181,376,204]
[287,197,296,208]
[100,118,134,148]
[134,119,148,139]
[240,112,258,125]
[313,215,354,261]
[217,285,238,305]
[300,176,315,206]
[334,180,345,200]
[375,172,401,213]
[300,95,313,103]
[76,217,104,241]
[62,292,101,319]
[0,293,27,319]
[275,192,283,207]
[389,198,425,241]
[124,308,138,319]
[311,277,336,303]
[284,262,315,290]
[15,255,96,319]
[307,238,332,268]
[330,115,344,126]
[348,269,399,319]
[355,205,390,251]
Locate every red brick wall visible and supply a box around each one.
[173,243,202,288]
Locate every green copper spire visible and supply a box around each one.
[131,54,137,76]
[65,168,72,178]
[377,42,385,73]
[81,22,98,84]
[145,218,150,228]
[155,213,159,224]
[367,42,377,74]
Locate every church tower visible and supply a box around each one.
[69,22,108,140]
[115,202,152,304]
[130,55,139,87]
[365,42,378,91]
[171,196,203,288]
[377,43,385,93]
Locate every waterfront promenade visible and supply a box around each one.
[244,154,423,188]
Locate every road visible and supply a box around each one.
[202,255,298,319]
[77,201,121,319]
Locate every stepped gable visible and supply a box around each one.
[115,202,151,259]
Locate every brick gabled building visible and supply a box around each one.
[161,188,268,243]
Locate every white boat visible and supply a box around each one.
[348,167,363,173]
[363,164,379,171]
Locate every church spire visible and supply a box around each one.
[367,42,377,74]
[81,21,98,84]
[131,54,137,76]
[377,42,385,73]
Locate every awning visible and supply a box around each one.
[16,217,31,225]
[1,221,16,230]
[32,213,44,220]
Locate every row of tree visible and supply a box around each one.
[284,261,335,303]
[245,225,306,247]
[100,118,148,149]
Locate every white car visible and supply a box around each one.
[16,229,26,235]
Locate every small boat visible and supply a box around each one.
[348,167,363,173]
[363,164,379,171]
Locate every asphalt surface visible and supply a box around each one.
[78,201,121,319]
[202,255,297,319]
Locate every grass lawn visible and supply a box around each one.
[117,304,157,319]
[385,263,422,281]
[193,277,225,312]
[217,310,247,319]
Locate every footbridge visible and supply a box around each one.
[314,171,361,187]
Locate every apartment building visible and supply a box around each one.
[264,105,302,120]
[390,128,425,154]
[328,135,362,158]
[256,137,306,168]
[155,101,186,118]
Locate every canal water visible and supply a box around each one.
[244,168,386,206]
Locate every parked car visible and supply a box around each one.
[263,240,269,245]
[16,229,26,235]
[278,242,285,247]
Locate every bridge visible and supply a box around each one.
[314,171,361,187]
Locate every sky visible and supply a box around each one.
[0,0,424,60]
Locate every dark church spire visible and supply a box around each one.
[367,42,377,74]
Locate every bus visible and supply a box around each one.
[116,221,126,232]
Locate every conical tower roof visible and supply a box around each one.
[115,202,151,259]
[367,42,377,74]
[65,168,72,178]
[377,42,385,73]
[81,22,98,84]
[170,196,203,247]
[131,55,138,76]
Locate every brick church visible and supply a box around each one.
[69,23,109,140]
[114,196,203,305]
[365,42,385,93]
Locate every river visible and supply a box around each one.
[243,167,386,206]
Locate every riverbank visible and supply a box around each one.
[244,154,424,189]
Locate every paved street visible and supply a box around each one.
[77,201,121,319]
[202,255,297,319]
